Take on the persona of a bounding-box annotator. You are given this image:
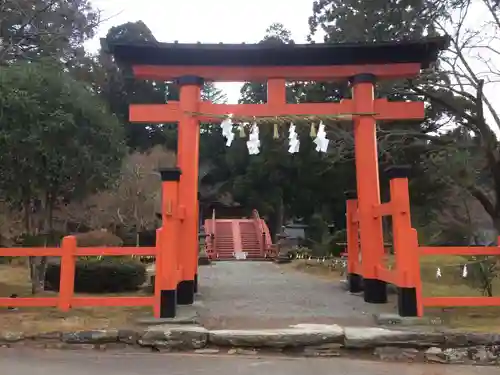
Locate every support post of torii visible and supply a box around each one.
[176,76,203,305]
[351,74,386,303]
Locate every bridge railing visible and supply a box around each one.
[212,209,217,258]
[251,209,274,258]
[203,209,217,259]
[251,209,264,255]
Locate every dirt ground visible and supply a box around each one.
[284,257,500,333]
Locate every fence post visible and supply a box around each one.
[411,229,424,317]
[153,228,163,318]
[386,166,419,317]
[59,235,76,312]
[345,190,362,293]
[159,167,182,317]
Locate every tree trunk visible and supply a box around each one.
[36,195,57,292]
[23,196,31,234]
[23,198,38,295]
[29,256,48,294]
[275,196,284,242]
[29,257,37,295]
[35,199,52,293]
[28,193,55,295]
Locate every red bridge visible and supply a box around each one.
[204,210,274,260]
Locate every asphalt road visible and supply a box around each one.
[1,350,498,375]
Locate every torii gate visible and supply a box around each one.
[105,37,449,318]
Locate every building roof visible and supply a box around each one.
[102,36,449,69]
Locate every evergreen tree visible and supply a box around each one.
[308,0,451,230]
[309,0,439,43]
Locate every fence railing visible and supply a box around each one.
[0,168,186,319]
[0,236,157,312]
[346,166,500,317]
[418,244,500,309]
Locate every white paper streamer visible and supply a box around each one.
[246,122,261,155]
[462,264,468,278]
[217,118,330,153]
[220,117,234,147]
[436,267,442,279]
[288,123,300,154]
[313,121,329,153]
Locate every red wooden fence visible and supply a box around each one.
[0,238,157,312]
[346,168,500,317]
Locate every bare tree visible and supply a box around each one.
[404,0,500,231]
[114,146,176,245]
[57,146,176,241]
[0,201,24,247]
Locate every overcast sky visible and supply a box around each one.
[85,1,500,134]
[86,0,315,103]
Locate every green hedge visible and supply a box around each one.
[45,258,146,294]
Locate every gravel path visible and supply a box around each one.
[197,261,396,329]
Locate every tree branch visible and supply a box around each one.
[468,185,496,218]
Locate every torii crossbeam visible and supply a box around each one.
[129,94,424,123]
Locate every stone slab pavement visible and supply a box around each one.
[196,262,397,329]
[3,349,498,375]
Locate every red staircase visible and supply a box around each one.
[204,209,274,260]
[214,220,236,259]
[239,220,261,259]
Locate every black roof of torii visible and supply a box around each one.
[102,36,450,69]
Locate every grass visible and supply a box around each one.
[286,255,500,332]
[281,260,345,281]
[0,263,151,334]
[419,254,500,332]
[2,255,499,334]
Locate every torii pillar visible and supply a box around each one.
[351,73,386,303]
[175,76,203,304]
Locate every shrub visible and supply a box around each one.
[74,230,123,247]
[45,258,146,293]
[464,256,499,297]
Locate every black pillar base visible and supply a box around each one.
[348,273,363,293]
[363,278,387,304]
[177,280,195,305]
[398,287,418,317]
[160,289,176,318]
[194,273,198,294]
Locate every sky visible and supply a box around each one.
[84,0,500,134]
[85,0,315,103]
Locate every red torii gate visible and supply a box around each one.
[105,37,449,318]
